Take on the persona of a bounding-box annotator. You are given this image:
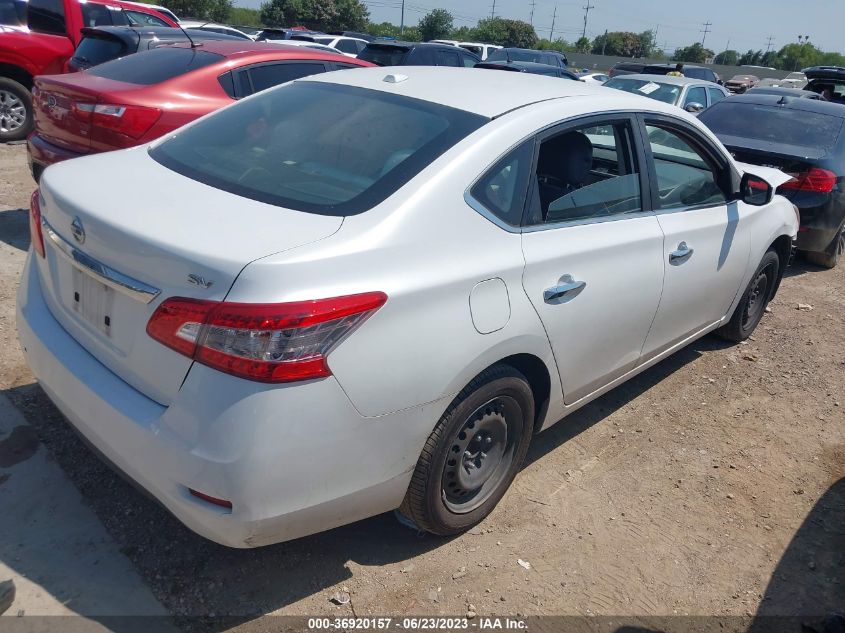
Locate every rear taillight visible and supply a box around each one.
[29,190,45,258]
[75,103,162,139]
[146,292,387,383]
[778,167,837,193]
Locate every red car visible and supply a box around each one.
[0,0,177,141]
[27,42,374,181]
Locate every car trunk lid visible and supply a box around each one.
[35,148,343,405]
[32,74,106,154]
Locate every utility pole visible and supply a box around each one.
[400,0,404,36]
[550,6,557,41]
[490,0,496,19]
[765,36,774,53]
[700,21,712,46]
[529,0,537,26]
[581,2,594,39]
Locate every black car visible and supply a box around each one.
[485,47,567,68]
[358,41,480,67]
[747,86,826,100]
[643,63,721,85]
[608,61,647,78]
[68,26,241,71]
[699,94,845,268]
[475,60,580,80]
[802,66,845,104]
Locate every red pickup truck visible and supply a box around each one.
[0,0,176,141]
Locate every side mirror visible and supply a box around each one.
[738,172,773,206]
[684,102,705,114]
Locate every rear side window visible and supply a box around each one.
[470,141,533,226]
[359,45,408,66]
[81,3,117,26]
[699,102,845,149]
[684,86,707,107]
[335,39,360,54]
[125,9,169,26]
[27,0,65,34]
[73,35,127,67]
[247,62,327,93]
[88,47,222,85]
[150,82,487,216]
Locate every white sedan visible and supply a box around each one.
[18,67,797,547]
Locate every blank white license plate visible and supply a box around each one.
[71,267,115,337]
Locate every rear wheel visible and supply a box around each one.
[399,365,534,535]
[717,250,779,343]
[0,78,32,143]
[805,226,844,269]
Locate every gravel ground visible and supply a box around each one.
[0,143,842,630]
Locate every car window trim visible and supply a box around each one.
[637,112,739,215]
[463,111,655,233]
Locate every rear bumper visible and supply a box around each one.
[17,253,432,547]
[26,133,86,181]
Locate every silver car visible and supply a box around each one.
[18,67,797,547]
[604,73,730,113]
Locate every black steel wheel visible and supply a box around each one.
[718,249,780,343]
[399,365,534,535]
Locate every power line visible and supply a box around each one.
[581,2,594,39]
[700,20,712,46]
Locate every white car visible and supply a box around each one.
[457,42,502,60]
[273,40,343,55]
[178,21,253,40]
[19,67,798,548]
[290,35,368,57]
[579,72,609,85]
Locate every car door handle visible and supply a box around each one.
[544,275,586,304]
[669,242,694,264]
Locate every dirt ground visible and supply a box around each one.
[0,142,842,629]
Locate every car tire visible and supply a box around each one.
[399,365,535,536]
[0,77,33,143]
[805,227,844,269]
[717,249,780,343]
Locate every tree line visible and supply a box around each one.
[146,0,845,70]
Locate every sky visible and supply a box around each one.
[235,0,845,55]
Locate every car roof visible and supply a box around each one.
[167,40,359,61]
[611,73,712,86]
[720,93,845,116]
[747,86,819,98]
[80,25,239,40]
[645,63,705,69]
[364,41,459,50]
[304,66,675,118]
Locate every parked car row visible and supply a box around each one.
[20,65,802,548]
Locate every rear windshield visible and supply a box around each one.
[605,78,680,104]
[358,45,409,66]
[682,67,711,81]
[487,49,540,63]
[150,82,487,216]
[72,35,127,68]
[87,47,222,85]
[699,101,845,149]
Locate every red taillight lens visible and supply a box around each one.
[146,292,387,383]
[29,190,45,258]
[76,103,162,140]
[778,168,837,193]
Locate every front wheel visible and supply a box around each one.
[805,226,844,269]
[0,78,33,143]
[399,365,534,535]
[717,249,780,343]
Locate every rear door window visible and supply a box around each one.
[87,47,222,85]
[436,49,461,67]
[246,62,328,94]
[335,39,360,54]
[27,0,65,34]
[72,35,127,67]
[80,2,116,26]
